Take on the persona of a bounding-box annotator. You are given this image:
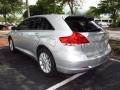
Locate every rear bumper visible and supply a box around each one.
[56,48,111,74]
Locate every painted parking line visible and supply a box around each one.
[46,72,86,90]
[47,58,120,90]
[110,58,120,63]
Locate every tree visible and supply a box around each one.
[7,15,18,24]
[85,7,100,18]
[60,0,83,15]
[23,0,63,18]
[0,16,4,23]
[0,0,24,23]
[97,0,120,24]
[26,0,30,18]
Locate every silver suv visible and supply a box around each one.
[8,15,111,76]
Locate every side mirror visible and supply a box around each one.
[11,26,17,30]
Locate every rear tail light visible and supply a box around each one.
[59,32,89,44]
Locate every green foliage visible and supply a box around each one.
[0,0,24,23]
[97,0,120,24]
[23,0,64,18]
[85,0,120,26]
[0,16,4,22]
[85,7,100,18]
[0,15,23,24]
[0,0,24,14]
[60,0,83,15]
[7,15,18,24]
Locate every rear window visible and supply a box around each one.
[65,16,101,32]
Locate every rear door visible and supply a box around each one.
[65,16,108,57]
[22,17,44,54]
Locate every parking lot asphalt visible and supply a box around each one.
[0,47,120,90]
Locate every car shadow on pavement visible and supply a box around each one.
[0,46,72,90]
[1,46,120,90]
[58,60,120,90]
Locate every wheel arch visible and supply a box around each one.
[36,45,53,58]
[36,45,58,76]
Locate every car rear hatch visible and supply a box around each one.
[64,16,109,57]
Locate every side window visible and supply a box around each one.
[20,17,54,30]
[28,18,36,30]
[17,18,36,30]
[17,20,29,30]
[34,18,44,30]
[42,18,54,30]
[34,17,54,30]
[17,17,54,30]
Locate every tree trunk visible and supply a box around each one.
[26,0,30,18]
[68,2,74,15]
[3,14,7,24]
[112,10,117,25]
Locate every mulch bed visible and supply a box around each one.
[0,38,8,47]
[109,40,120,58]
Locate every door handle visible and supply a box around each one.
[35,33,39,35]
[35,33,39,37]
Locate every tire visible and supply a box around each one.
[8,38,16,52]
[38,48,57,77]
